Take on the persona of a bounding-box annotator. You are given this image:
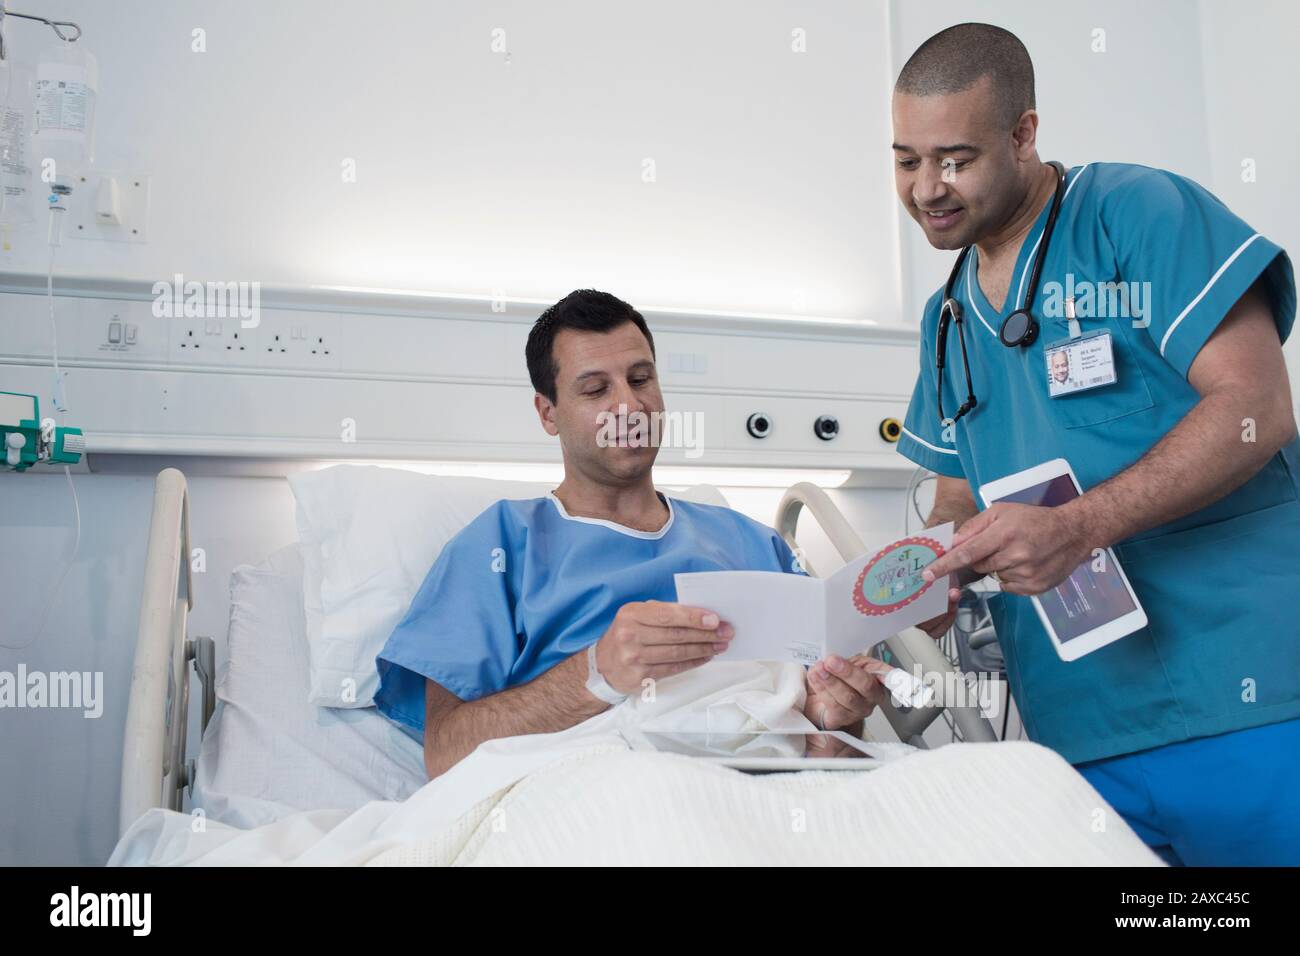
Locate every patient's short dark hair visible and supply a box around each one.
[526,289,656,403]
[895,23,1035,130]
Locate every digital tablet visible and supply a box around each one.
[630,730,884,773]
[978,458,1147,662]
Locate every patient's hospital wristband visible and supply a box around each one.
[585,643,629,705]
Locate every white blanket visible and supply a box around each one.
[109,662,1161,866]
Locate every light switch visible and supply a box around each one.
[96,176,122,225]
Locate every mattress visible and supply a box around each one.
[189,544,428,828]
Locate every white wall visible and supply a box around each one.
[0,0,901,324]
[1198,0,1300,406]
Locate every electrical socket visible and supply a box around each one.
[169,316,250,364]
[169,311,339,369]
[252,313,340,369]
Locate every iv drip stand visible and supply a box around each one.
[0,2,84,61]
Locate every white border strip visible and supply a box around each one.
[901,425,959,455]
[964,259,999,338]
[1159,233,1264,357]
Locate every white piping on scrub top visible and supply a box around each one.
[901,426,960,455]
[1158,233,1264,358]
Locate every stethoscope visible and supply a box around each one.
[935,160,1067,423]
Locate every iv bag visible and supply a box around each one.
[34,40,97,187]
[0,58,35,227]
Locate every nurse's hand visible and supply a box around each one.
[594,600,733,694]
[921,501,1090,596]
[804,654,891,730]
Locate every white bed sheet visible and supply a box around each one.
[189,544,428,828]
[163,541,1161,867]
[117,654,1162,865]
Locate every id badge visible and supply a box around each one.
[1045,329,1117,397]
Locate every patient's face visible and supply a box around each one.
[891,77,1028,251]
[541,322,665,482]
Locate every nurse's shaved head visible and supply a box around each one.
[895,23,1035,130]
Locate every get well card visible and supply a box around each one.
[673,523,954,665]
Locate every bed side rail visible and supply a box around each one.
[118,468,215,838]
[775,482,996,746]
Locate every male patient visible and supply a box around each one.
[375,289,889,778]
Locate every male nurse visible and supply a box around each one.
[890,23,1299,865]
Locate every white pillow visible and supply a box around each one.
[288,465,729,708]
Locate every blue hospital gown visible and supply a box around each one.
[374,492,805,739]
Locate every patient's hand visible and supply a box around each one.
[917,587,963,640]
[803,654,890,731]
[805,732,869,760]
[594,600,733,696]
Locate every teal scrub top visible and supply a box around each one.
[897,162,1300,765]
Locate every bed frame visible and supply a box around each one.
[117,468,990,837]
[118,468,215,838]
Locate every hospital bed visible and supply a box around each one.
[115,467,1160,865]
[120,467,432,829]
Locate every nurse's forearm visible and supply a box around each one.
[425,653,608,778]
[1065,386,1294,549]
[926,475,979,525]
[1065,285,1295,549]
[926,476,982,587]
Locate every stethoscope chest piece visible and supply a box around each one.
[999,308,1039,348]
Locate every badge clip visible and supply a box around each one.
[1065,296,1082,340]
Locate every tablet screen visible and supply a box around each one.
[637,730,875,760]
[988,474,1138,642]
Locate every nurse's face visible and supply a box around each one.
[891,77,1034,251]
[539,322,666,483]
[1051,351,1070,383]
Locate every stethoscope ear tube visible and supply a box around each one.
[933,161,1067,424]
[936,295,977,423]
[1001,160,1067,348]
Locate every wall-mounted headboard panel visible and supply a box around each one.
[0,272,923,484]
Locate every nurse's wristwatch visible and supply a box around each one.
[585,642,630,705]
